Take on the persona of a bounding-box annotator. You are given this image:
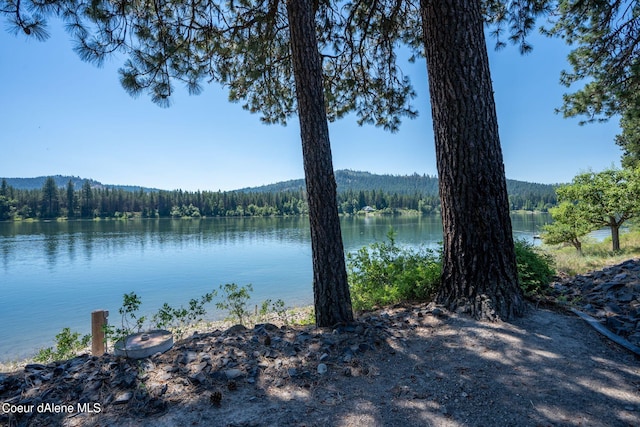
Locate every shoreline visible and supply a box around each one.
[0,305,316,374]
[0,209,551,223]
[1,301,637,426]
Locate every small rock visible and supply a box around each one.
[113,391,133,404]
[180,351,198,365]
[601,282,625,292]
[121,372,137,387]
[189,372,207,384]
[604,303,623,314]
[617,289,635,303]
[150,383,168,398]
[613,273,629,281]
[255,323,279,332]
[431,308,445,317]
[25,363,47,371]
[225,324,248,334]
[317,364,328,375]
[357,343,371,353]
[295,332,312,344]
[224,369,244,380]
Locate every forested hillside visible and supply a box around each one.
[243,170,557,211]
[0,171,557,220]
[2,175,159,193]
[241,170,440,195]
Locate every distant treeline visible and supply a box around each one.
[0,175,556,221]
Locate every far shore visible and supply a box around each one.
[0,208,553,223]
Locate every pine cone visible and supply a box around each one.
[210,390,222,406]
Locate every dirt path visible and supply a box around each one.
[3,303,639,427]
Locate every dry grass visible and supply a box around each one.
[544,228,640,276]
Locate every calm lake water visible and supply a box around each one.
[0,213,548,362]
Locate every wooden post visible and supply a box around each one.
[91,310,109,356]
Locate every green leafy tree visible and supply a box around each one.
[557,167,640,251]
[541,201,593,254]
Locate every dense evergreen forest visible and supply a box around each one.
[0,171,557,221]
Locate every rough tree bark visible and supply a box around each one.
[420,0,525,320]
[286,0,354,326]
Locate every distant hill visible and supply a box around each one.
[0,175,160,193]
[1,170,558,219]
[238,169,557,197]
[238,170,438,194]
[2,170,558,202]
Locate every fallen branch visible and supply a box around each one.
[570,308,640,356]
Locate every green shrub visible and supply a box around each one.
[103,291,147,348]
[216,283,253,325]
[514,239,556,296]
[152,291,216,339]
[34,327,91,363]
[347,229,441,311]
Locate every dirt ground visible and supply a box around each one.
[3,303,639,427]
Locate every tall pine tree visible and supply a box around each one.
[3,0,417,326]
[4,0,560,320]
[548,1,640,165]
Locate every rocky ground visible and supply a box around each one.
[1,260,640,427]
[548,258,640,347]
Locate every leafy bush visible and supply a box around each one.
[347,229,441,311]
[152,291,216,339]
[103,291,146,348]
[216,283,254,325]
[35,328,91,363]
[259,298,289,324]
[514,239,556,296]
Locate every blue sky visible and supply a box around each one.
[1,20,622,192]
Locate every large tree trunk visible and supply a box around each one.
[420,0,525,320]
[286,0,354,327]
